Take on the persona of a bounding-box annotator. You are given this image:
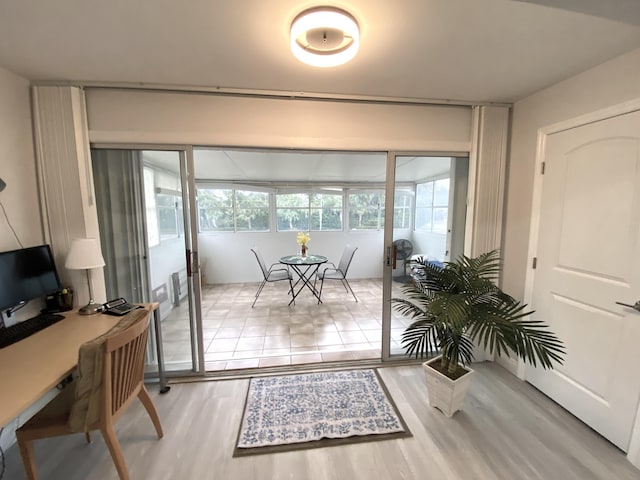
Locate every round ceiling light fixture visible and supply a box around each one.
[290,6,360,68]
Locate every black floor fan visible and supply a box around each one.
[392,239,413,283]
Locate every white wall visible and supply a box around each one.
[500,47,640,377]
[0,67,60,454]
[199,227,448,285]
[412,231,446,262]
[503,47,640,302]
[201,232,453,285]
[0,67,47,321]
[0,68,41,251]
[200,230,384,285]
[85,89,472,152]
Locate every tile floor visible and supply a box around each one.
[158,277,412,372]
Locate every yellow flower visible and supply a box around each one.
[296,232,311,246]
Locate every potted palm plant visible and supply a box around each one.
[391,250,564,417]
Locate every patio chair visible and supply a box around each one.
[16,308,163,480]
[250,248,294,307]
[315,245,358,303]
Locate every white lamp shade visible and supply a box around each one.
[65,238,106,270]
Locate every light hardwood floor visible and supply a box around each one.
[3,363,640,479]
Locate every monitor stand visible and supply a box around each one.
[1,309,15,328]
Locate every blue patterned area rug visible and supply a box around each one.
[233,369,411,456]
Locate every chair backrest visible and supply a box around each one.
[68,308,151,432]
[102,309,152,423]
[250,248,269,279]
[337,245,358,275]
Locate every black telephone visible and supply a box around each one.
[103,298,143,316]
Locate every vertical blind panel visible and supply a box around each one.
[471,105,510,258]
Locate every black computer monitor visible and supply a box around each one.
[0,245,63,313]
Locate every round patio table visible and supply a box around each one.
[280,254,328,305]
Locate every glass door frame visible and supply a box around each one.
[381,151,471,362]
[91,143,204,377]
[92,144,473,375]
[185,146,206,375]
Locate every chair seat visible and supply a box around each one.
[267,269,291,281]
[20,384,76,431]
[318,269,344,280]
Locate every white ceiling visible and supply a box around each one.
[144,149,453,183]
[1,0,640,103]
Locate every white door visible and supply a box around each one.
[526,109,640,451]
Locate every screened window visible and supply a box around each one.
[415,178,450,233]
[157,193,182,238]
[235,190,270,231]
[393,189,413,229]
[198,188,233,231]
[276,192,343,231]
[144,166,185,245]
[198,188,270,232]
[348,191,384,230]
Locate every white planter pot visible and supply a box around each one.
[423,356,474,417]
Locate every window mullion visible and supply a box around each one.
[232,189,238,232]
[431,180,436,233]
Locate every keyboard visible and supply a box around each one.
[0,312,65,348]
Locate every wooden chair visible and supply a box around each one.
[16,308,163,480]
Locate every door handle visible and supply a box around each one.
[392,244,397,269]
[616,301,640,312]
[185,249,192,277]
[385,246,397,268]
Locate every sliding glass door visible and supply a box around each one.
[90,146,470,376]
[384,154,469,359]
[91,147,201,376]
[193,148,388,371]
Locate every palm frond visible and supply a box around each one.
[391,249,565,372]
[467,301,565,369]
[401,319,439,359]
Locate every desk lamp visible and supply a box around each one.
[65,237,106,315]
